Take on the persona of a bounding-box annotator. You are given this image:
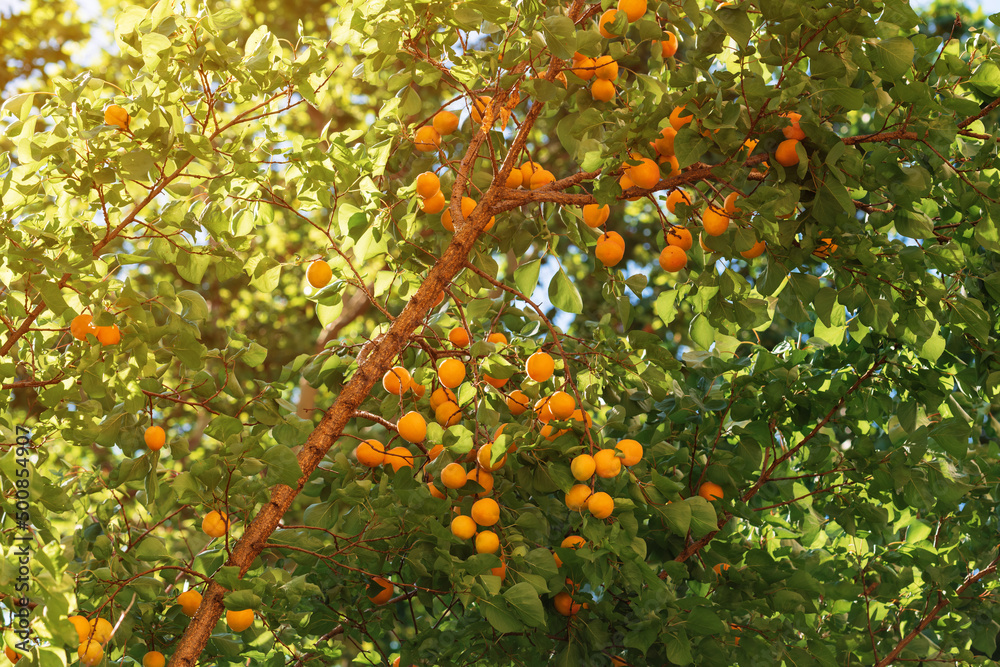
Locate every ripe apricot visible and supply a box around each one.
[226,609,254,632]
[658,246,687,272]
[78,641,104,667]
[438,358,466,388]
[666,226,693,251]
[627,157,660,189]
[471,498,500,526]
[386,446,414,472]
[144,426,165,451]
[548,391,576,419]
[571,56,596,80]
[591,79,616,102]
[477,444,506,471]
[699,481,724,500]
[177,590,202,617]
[470,96,492,124]
[598,9,621,37]
[448,327,470,347]
[476,530,500,554]
[356,439,386,467]
[529,169,555,190]
[202,510,229,538]
[96,324,120,346]
[713,563,731,575]
[419,190,446,214]
[441,463,467,490]
[593,55,619,81]
[104,104,130,130]
[570,454,596,481]
[368,577,394,604]
[655,127,677,157]
[4,646,18,664]
[90,618,112,644]
[588,491,614,518]
[740,239,766,259]
[426,443,444,461]
[383,367,411,395]
[702,205,730,236]
[781,111,805,140]
[413,126,441,152]
[70,314,97,340]
[506,389,530,415]
[661,32,678,57]
[397,412,426,444]
[594,449,622,478]
[415,171,440,199]
[435,401,462,427]
[428,481,447,499]
[724,192,740,215]
[440,196,477,232]
[69,615,91,643]
[565,484,592,510]
[486,331,507,346]
[525,351,554,382]
[615,439,643,466]
[484,373,508,389]
[617,0,647,21]
[467,468,494,495]
[582,203,610,228]
[775,139,800,167]
[451,514,477,539]
[554,591,583,616]
[433,110,459,135]
[505,169,523,188]
[307,260,332,289]
[669,105,694,130]
[429,386,457,411]
[492,557,507,580]
[666,188,691,213]
[534,396,555,422]
[520,161,541,184]
[143,651,165,667]
[571,409,593,428]
[814,238,838,258]
[662,154,681,177]
[595,235,625,267]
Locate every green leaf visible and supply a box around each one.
[541,15,577,60]
[662,500,691,536]
[503,583,546,627]
[685,496,718,537]
[262,445,303,487]
[686,606,725,635]
[177,290,209,321]
[132,536,170,562]
[866,37,914,80]
[514,259,541,297]
[713,5,752,47]
[481,598,523,634]
[548,266,583,314]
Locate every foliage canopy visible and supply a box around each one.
[4,0,1000,665]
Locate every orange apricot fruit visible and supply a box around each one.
[658,246,688,272]
[525,351,555,382]
[775,139,800,167]
[413,126,441,152]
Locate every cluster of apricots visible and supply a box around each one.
[65,615,116,667]
[69,313,121,347]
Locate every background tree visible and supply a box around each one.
[4,0,1000,666]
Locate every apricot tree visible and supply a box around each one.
[3,0,1000,665]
